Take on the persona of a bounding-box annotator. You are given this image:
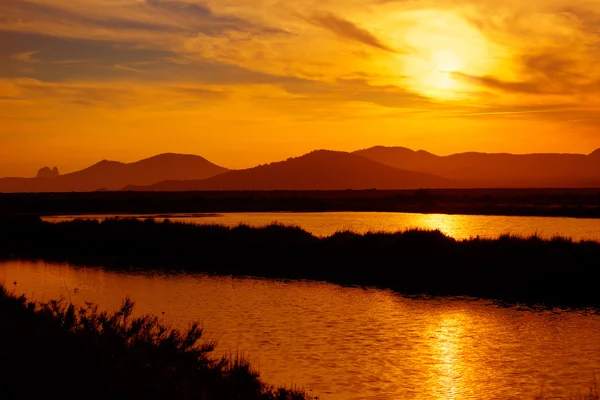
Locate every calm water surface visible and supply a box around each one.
[2,260,600,400]
[43,212,600,241]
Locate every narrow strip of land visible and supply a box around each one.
[3,217,600,309]
[2,189,600,218]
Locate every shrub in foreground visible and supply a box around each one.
[0,284,313,400]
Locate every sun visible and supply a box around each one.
[431,50,463,89]
[393,10,496,100]
[413,50,463,93]
[434,50,462,73]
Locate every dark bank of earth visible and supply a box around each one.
[2,217,600,309]
[3,188,600,218]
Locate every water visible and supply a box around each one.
[43,211,600,241]
[3,260,600,400]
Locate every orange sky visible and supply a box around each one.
[2,0,600,176]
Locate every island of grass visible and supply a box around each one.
[0,284,313,400]
[2,216,600,308]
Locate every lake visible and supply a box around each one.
[2,260,600,400]
[43,211,600,241]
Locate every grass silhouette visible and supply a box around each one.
[0,283,313,400]
[3,216,600,308]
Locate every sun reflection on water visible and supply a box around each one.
[411,214,466,239]
[43,211,600,242]
[426,312,473,399]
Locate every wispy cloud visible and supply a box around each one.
[114,64,145,74]
[303,11,400,53]
[453,72,558,95]
[9,51,39,63]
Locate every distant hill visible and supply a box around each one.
[124,150,454,191]
[0,154,228,193]
[354,146,600,188]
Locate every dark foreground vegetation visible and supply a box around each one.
[2,188,600,217]
[0,284,312,400]
[2,288,600,400]
[3,217,600,309]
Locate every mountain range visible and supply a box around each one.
[1,147,599,193]
[123,150,452,191]
[0,154,227,193]
[355,146,600,188]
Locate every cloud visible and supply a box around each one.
[0,31,310,86]
[0,0,270,47]
[114,64,145,74]
[454,48,600,97]
[0,79,231,109]
[9,51,39,63]
[171,86,229,101]
[453,72,557,95]
[142,0,252,32]
[279,78,432,109]
[9,79,136,107]
[461,2,600,88]
[0,0,175,34]
[303,11,400,53]
[4,0,600,125]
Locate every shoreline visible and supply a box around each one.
[29,208,600,221]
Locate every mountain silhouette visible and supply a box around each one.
[124,150,454,191]
[0,154,228,193]
[355,146,600,188]
[3,147,600,193]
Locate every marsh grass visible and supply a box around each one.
[3,216,600,308]
[0,284,313,400]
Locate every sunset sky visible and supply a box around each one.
[2,0,600,176]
